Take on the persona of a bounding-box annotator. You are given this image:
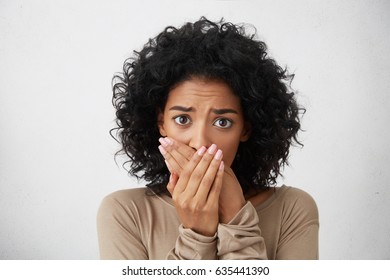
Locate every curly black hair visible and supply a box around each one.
[111,17,304,195]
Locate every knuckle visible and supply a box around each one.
[202,204,211,213]
[192,201,205,213]
[185,149,195,159]
[191,170,203,182]
[172,194,179,202]
[201,176,214,187]
[201,153,212,163]
[177,159,187,169]
[181,168,192,178]
[178,199,190,210]
[190,153,201,163]
[163,152,171,160]
[210,158,220,168]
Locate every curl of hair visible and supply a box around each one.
[111,17,304,194]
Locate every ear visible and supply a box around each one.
[240,121,252,142]
[157,110,167,137]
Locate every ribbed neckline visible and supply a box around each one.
[253,185,289,211]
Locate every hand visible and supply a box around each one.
[158,137,194,175]
[218,166,246,223]
[159,138,246,224]
[162,144,224,236]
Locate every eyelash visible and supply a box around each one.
[214,118,233,128]
[172,115,233,129]
[173,115,191,126]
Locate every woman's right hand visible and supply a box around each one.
[161,144,224,237]
[159,137,245,224]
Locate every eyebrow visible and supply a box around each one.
[169,106,238,115]
[212,108,238,115]
[169,106,193,112]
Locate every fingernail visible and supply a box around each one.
[159,137,169,147]
[165,137,173,145]
[207,144,217,155]
[219,161,224,171]
[214,149,223,160]
[158,145,167,155]
[197,146,207,156]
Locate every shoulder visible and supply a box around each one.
[99,187,145,207]
[101,188,149,203]
[277,186,319,221]
[98,187,172,219]
[280,186,317,206]
[98,188,151,219]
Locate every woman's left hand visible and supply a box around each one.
[159,137,246,224]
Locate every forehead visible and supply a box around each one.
[166,78,241,108]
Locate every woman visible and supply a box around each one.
[97,17,319,259]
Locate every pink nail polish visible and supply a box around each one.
[207,144,217,154]
[214,149,223,160]
[165,137,173,145]
[197,146,207,156]
[158,145,167,155]
[219,161,224,170]
[159,138,168,147]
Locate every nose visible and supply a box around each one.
[188,123,212,151]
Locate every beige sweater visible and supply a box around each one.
[97,185,319,259]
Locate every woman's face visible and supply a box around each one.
[158,77,251,167]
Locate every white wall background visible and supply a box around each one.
[1,0,389,259]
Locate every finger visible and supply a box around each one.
[168,137,195,161]
[159,137,193,174]
[158,144,182,175]
[182,144,219,198]
[159,139,184,175]
[172,146,207,196]
[194,149,223,202]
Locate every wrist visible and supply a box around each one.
[219,198,246,224]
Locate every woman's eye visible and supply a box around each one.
[213,118,233,128]
[173,116,191,126]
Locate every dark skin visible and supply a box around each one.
[158,78,273,236]
[160,138,274,214]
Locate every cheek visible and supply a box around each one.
[216,128,243,161]
[163,120,190,143]
[169,134,189,145]
[219,142,240,167]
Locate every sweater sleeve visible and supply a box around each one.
[166,225,218,260]
[97,191,218,260]
[97,195,148,259]
[217,202,268,259]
